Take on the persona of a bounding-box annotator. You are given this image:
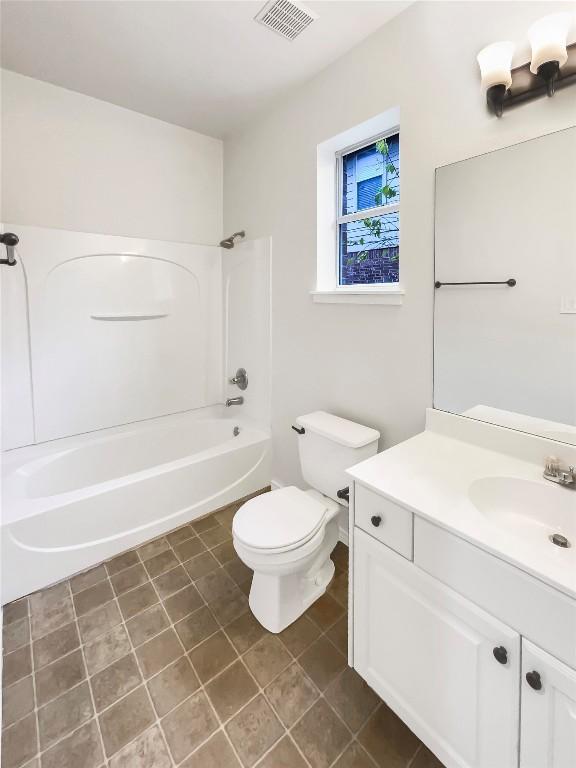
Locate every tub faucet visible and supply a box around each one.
[226,396,244,407]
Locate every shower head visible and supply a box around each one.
[219,231,245,249]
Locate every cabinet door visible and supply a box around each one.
[353,528,520,768]
[520,640,576,768]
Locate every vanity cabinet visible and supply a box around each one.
[346,393,576,768]
[354,528,520,768]
[520,640,576,768]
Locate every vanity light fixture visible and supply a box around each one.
[478,12,575,116]
[528,12,572,95]
[477,42,515,117]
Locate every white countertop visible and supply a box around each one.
[347,414,576,600]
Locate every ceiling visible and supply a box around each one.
[0,0,410,138]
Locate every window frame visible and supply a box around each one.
[335,126,400,290]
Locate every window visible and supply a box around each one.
[337,131,400,287]
[314,107,402,303]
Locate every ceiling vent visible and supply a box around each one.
[255,0,318,41]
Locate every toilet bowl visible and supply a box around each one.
[233,486,340,632]
[232,411,380,633]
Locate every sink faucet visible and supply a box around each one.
[226,396,244,407]
[543,456,575,488]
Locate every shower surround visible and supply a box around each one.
[1,225,271,603]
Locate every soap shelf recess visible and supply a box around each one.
[90,313,169,321]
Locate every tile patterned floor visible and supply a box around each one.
[2,490,444,768]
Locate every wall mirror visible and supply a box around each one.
[434,127,576,446]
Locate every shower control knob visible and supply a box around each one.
[229,368,248,390]
[493,646,508,665]
[526,671,542,691]
[371,516,382,527]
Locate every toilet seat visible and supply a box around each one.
[233,486,328,554]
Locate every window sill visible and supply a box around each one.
[310,288,404,305]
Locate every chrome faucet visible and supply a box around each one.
[226,396,244,407]
[543,456,575,488]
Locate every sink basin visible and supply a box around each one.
[469,476,576,551]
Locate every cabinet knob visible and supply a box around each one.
[371,516,382,527]
[493,646,508,665]
[526,671,542,691]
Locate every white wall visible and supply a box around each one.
[223,0,576,488]
[1,70,223,245]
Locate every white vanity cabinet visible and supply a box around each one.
[351,482,576,768]
[353,527,520,768]
[520,640,576,768]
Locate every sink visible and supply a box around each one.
[469,476,576,551]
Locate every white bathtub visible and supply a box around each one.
[1,408,271,603]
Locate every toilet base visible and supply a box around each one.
[247,522,339,633]
[249,557,335,633]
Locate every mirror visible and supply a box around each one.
[434,127,576,446]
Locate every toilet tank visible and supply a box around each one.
[295,411,380,503]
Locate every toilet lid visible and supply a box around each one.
[233,486,327,551]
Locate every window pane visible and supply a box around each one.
[341,134,399,216]
[339,211,399,285]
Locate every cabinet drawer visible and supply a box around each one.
[414,517,576,670]
[354,484,413,559]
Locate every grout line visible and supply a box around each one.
[143,526,243,767]
[4,509,381,768]
[0,617,30,658]
[1,504,247,767]
[28,612,41,767]
[132,532,245,765]
[216,611,308,767]
[72,527,232,621]
[66,578,109,768]
[121,637,176,764]
[142,515,266,767]
[3,609,347,745]
[407,744,424,768]
[90,571,175,766]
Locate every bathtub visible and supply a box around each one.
[1,408,271,603]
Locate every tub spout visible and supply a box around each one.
[226,396,244,407]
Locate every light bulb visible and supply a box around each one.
[477,42,515,90]
[528,12,572,73]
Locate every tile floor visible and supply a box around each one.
[2,490,444,768]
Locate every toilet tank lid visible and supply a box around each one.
[296,411,380,448]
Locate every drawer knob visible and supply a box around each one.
[526,671,542,691]
[493,646,508,665]
[370,516,382,527]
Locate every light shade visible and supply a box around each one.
[528,13,572,73]
[477,42,515,90]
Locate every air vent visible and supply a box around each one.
[255,0,318,41]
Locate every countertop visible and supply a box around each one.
[347,425,576,600]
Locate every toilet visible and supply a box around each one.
[232,411,380,633]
